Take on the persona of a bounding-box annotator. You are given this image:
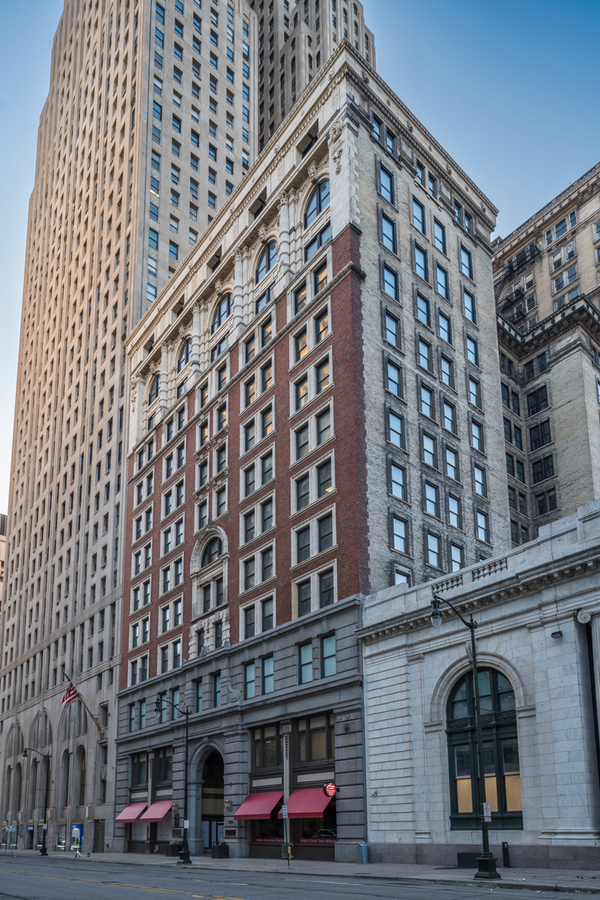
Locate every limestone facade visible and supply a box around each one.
[360,499,600,869]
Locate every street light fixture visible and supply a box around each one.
[430,593,501,881]
[22,748,51,857]
[154,695,192,865]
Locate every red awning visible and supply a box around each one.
[140,800,172,822]
[115,802,147,823]
[278,789,333,819]
[234,791,283,820]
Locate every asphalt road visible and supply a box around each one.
[0,858,582,900]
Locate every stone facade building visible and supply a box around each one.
[248,0,374,150]
[360,498,600,869]
[0,0,260,854]
[116,40,508,860]
[493,162,600,546]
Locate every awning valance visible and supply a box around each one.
[278,788,333,819]
[140,800,172,822]
[234,791,283,820]
[115,802,147,823]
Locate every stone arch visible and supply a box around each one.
[29,710,52,749]
[210,292,234,334]
[5,724,23,758]
[58,699,88,741]
[428,650,529,725]
[190,526,228,576]
[253,238,278,285]
[302,177,331,228]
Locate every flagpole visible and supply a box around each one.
[59,666,105,738]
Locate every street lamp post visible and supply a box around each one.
[22,748,51,857]
[154,696,192,865]
[431,593,501,880]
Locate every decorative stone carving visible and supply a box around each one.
[330,120,343,143]
[258,225,268,243]
[215,280,223,295]
[332,147,343,175]
[308,163,318,184]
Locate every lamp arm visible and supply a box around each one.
[432,593,475,631]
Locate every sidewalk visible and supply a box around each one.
[3,849,600,894]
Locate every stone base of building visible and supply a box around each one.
[367,841,600,870]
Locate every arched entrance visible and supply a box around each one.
[200,752,224,853]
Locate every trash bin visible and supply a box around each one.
[357,841,368,864]
[211,842,229,859]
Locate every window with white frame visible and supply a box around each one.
[129,653,149,686]
[292,506,336,565]
[292,402,333,463]
[160,596,182,634]
[134,505,154,542]
[291,350,332,414]
[293,565,335,617]
[293,454,334,513]
[241,448,275,500]
[132,578,151,612]
[241,398,276,456]
[240,541,275,592]
[240,593,275,639]
[130,615,150,650]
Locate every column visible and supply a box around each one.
[232,250,244,336]
[278,193,290,272]
[191,301,202,375]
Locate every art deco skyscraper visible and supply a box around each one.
[0,0,260,853]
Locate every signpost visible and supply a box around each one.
[323,782,337,798]
[482,803,492,823]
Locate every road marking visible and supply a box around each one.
[0,869,246,900]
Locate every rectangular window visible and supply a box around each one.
[321,635,336,677]
[417,294,430,327]
[299,642,313,684]
[461,247,473,279]
[463,289,476,323]
[436,265,449,299]
[387,361,401,397]
[445,447,458,480]
[434,220,446,253]
[474,465,486,496]
[418,339,431,371]
[466,336,479,366]
[262,656,274,694]
[414,244,428,280]
[392,516,407,553]
[388,410,403,448]
[438,311,451,343]
[532,455,554,484]
[380,166,393,203]
[244,662,256,699]
[381,214,396,252]
[412,198,425,233]
[383,265,398,300]
[476,511,489,542]
[427,532,441,567]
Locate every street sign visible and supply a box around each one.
[183,820,190,829]
[281,805,288,819]
[323,782,337,798]
[482,802,492,823]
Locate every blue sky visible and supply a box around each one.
[0,0,599,511]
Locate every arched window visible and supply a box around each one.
[177,338,192,371]
[446,668,522,830]
[256,241,278,283]
[148,374,160,404]
[304,179,330,227]
[211,294,233,333]
[201,537,223,568]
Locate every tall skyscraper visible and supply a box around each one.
[248,0,374,149]
[493,161,600,545]
[0,0,259,854]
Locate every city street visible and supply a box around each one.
[0,857,583,900]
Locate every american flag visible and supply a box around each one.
[60,682,79,708]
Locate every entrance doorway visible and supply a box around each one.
[93,820,105,852]
[201,752,224,853]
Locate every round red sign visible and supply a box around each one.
[323,781,337,798]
